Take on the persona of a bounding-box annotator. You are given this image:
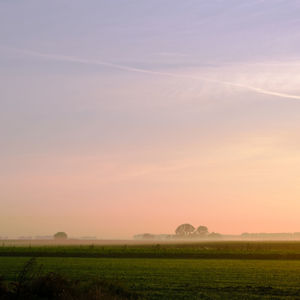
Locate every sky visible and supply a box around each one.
[1,0,300,238]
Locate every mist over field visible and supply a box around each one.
[1,0,300,239]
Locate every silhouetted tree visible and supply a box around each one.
[208,232,222,239]
[194,225,209,236]
[175,224,195,236]
[53,232,68,240]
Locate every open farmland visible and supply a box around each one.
[2,240,300,259]
[1,242,300,299]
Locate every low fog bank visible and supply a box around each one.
[134,223,300,241]
[3,224,300,245]
[134,232,300,241]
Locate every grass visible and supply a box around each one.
[2,242,300,299]
[0,258,139,300]
[2,241,300,259]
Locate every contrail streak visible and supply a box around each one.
[3,46,300,100]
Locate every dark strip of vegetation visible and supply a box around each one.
[0,258,141,300]
[3,242,300,260]
[2,252,300,260]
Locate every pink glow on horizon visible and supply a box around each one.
[1,0,300,238]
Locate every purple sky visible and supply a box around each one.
[1,0,300,238]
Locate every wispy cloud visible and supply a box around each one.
[2,45,300,101]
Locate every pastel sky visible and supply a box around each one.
[1,0,300,238]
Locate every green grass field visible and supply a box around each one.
[3,241,300,259]
[2,241,300,299]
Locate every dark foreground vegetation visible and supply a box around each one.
[0,258,139,300]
